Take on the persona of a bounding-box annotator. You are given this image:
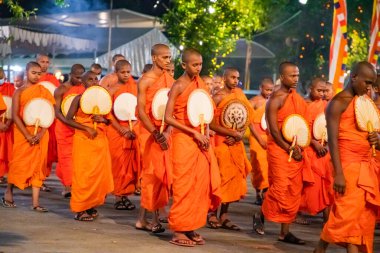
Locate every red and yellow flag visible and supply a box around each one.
[329,0,348,93]
[368,0,380,67]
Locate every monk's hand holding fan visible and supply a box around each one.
[152,129,168,150]
[368,132,380,151]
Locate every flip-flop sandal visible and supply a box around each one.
[207,214,221,229]
[121,197,136,210]
[278,232,305,245]
[221,219,241,231]
[41,184,52,192]
[169,238,196,247]
[151,223,165,234]
[86,208,99,218]
[63,192,71,198]
[0,177,7,184]
[114,201,129,210]
[74,211,94,221]
[134,188,141,196]
[185,231,206,245]
[135,223,153,232]
[252,212,265,235]
[32,206,48,212]
[2,197,16,208]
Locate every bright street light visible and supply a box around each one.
[299,0,308,4]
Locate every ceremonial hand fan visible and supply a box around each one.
[113,92,137,131]
[23,98,55,135]
[282,114,310,162]
[313,113,328,145]
[61,94,77,117]
[39,81,57,97]
[1,95,12,122]
[152,88,170,133]
[260,112,267,131]
[354,95,380,156]
[80,86,112,130]
[187,89,214,135]
[221,99,249,131]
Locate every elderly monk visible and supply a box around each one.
[3,62,54,211]
[261,61,311,244]
[299,78,333,222]
[135,44,174,233]
[249,77,274,205]
[208,67,252,231]
[315,62,380,253]
[165,48,221,247]
[0,68,15,184]
[65,71,113,221]
[107,60,140,211]
[54,64,85,198]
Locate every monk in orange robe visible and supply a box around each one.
[324,81,334,101]
[208,68,252,231]
[135,44,174,233]
[36,54,60,191]
[261,62,312,244]
[65,71,113,221]
[0,69,15,184]
[315,62,380,253]
[54,64,85,198]
[299,78,333,221]
[165,48,221,247]
[106,60,140,211]
[249,78,274,205]
[2,61,54,211]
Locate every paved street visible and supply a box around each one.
[1,172,379,253]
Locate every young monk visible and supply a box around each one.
[261,61,311,244]
[3,61,55,211]
[324,81,334,101]
[201,75,213,94]
[99,54,130,91]
[54,64,85,198]
[299,78,333,222]
[167,61,175,78]
[13,72,25,89]
[36,53,60,192]
[164,48,221,247]
[371,75,380,109]
[135,43,174,233]
[209,67,252,231]
[107,60,139,211]
[65,71,113,221]
[315,62,380,253]
[249,77,274,205]
[0,69,15,184]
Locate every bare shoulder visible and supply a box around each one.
[326,91,353,114]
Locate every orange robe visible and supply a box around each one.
[261,89,312,223]
[299,99,333,215]
[321,97,380,253]
[249,102,269,190]
[0,82,15,177]
[40,73,60,176]
[107,81,140,196]
[70,107,114,212]
[140,72,174,211]
[8,85,55,189]
[168,76,221,231]
[55,85,85,187]
[214,89,252,203]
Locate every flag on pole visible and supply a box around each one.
[368,0,380,67]
[329,0,348,93]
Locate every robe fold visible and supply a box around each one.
[214,89,252,203]
[108,81,140,196]
[8,85,54,189]
[70,106,113,212]
[55,85,85,187]
[321,97,380,253]
[140,72,174,211]
[261,89,313,223]
[249,102,269,190]
[168,76,221,232]
[299,99,333,215]
[0,83,15,177]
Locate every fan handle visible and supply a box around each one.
[367,121,377,157]
[92,106,99,131]
[321,131,326,146]
[34,118,40,135]
[288,135,297,162]
[160,115,165,134]
[200,114,205,135]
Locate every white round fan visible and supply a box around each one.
[39,81,57,96]
[260,112,267,131]
[187,89,214,134]
[1,95,12,120]
[61,94,77,117]
[282,114,310,148]
[80,86,112,115]
[152,88,170,121]
[313,113,328,144]
[113,92,138,121]
[23,98,55,134]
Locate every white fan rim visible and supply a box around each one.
[80,85,112,115]
[113,92,138,121]
[38,81,57,96]
[282,113,311,147]
[354,95,380,132]
[260,112,267,131]
[313,113,328,141]
[152,88,170,121]
[187,88,214,127]
[1,95,12,119]
[61,94,78,117]
[22,97,55,128]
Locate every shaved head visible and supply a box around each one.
[115,60,132,72]
[351,61,376,78]
[112,54,125,64]
[70,64,85,74]
[181,48,202,63]
[310,77,326,88]
[36,53,49,61]
[279,61,297,75]
[151,44,170,56]
[223,67,239,77]
[26,61,41,71]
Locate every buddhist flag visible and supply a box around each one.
[329,0,348,93]
[368,0,380,67]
